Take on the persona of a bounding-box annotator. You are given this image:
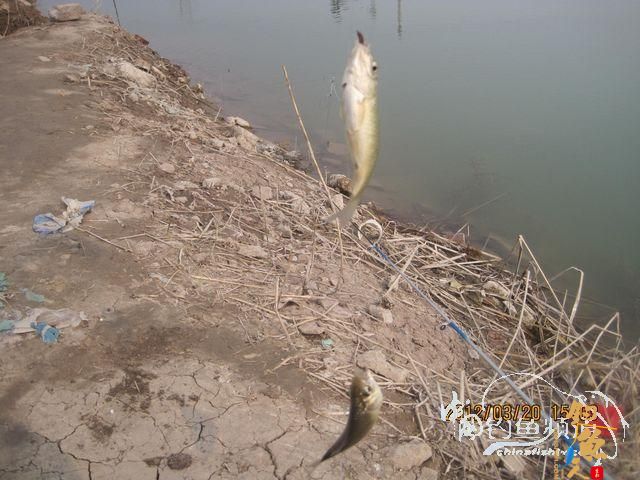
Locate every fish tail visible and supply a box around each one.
[320,429,350,462]
[324,194,362,225]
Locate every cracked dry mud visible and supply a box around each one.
[0,14,446,480]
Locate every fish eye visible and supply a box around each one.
[363,386,371,396]
[372,63,378,72]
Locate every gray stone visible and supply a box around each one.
[367,304,393,324]
[63,73,80,83]
[117,61,156,88]
[357,349,407,384]
[327,174,352,195]
[421,466,440,480]
[330,193,344,211]
[202,177,219,189]
[232,125,261,149]
[237,244,269,259]
[208,138,225,149]
[389,440,433,470]
[225,116,251,128]
[284,150,302,162]
[298,321,324,336]
[174,180,199,190]
[48,3,85,22]
[158,162,175,174]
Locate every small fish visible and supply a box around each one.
[325,31,379,224]
[320,368,383,462]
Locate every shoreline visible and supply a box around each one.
[1,8,638,479]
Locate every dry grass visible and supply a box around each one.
[68,16,639,479]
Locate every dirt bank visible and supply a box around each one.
[0,11,637,480]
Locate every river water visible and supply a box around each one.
[39,0,640,342]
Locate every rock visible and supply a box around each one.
[208,138,225,149]
[483,280,510,299]
[225,116,251,128]
[63,74,80,83]
[298,321,324,336]
[132,241,156,257]
[117,61,156,88]
[367,304,393,324]
[329,193,344,211]
[357,349,407,384]
[251,185,273,201]
[420,467,439,480]
[277,224,292,238]
[48,3,84,22]
[133,33,149,45]
[158,162,175,174]
[202,177,219,189]
[233,125,260,149]
[327,174,352,196]
[237,244,269,259]
[279,190,298,201]
[284,150,302,162]
[257,142,279,155]
[38,56,51,62]
[174,180,199,190]
[389,440,433,470]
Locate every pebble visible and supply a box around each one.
[237,244,269,259]
[38,56,51,62]
[202,177,219,189]
[117,61,156,88]
[298,321,324,336]
[225,116,251,128]
[284,150,302,162]
[483,280,510,299]
[357,349,407,384]
[389,440,433,471]
[327,174,352,196]
[158,162,175,174]
[330,193,344,211]
[420,467,439,480]
[208,138,225,149]
[367,304,393,324]
[63,73,80,83]
[174,180,199,190]
[49,3,85,22]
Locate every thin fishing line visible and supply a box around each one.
[350,220,616,479]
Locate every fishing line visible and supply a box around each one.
[349,219,617,480]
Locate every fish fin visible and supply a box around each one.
[324,195,361,225]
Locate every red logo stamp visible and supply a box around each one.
[591,466,604,479]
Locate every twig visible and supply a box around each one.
[281,65,345,269]
[76,227,131,252]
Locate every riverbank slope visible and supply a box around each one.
[0,11,637,480]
